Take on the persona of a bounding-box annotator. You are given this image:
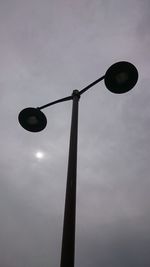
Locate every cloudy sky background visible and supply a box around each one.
[0,0,150,266]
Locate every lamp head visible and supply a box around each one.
[104,61,138,94]
[18,107,47,132]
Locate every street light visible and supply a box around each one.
[18,61,138,267]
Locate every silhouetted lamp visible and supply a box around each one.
[18,107,47,132]
[105,61,138,94]
[18,61,138,267]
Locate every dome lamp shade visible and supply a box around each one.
[18,107,47,132]
[104,61,138,94]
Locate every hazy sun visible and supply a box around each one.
[35,151,44,159]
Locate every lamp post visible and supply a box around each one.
[18,61,138,267]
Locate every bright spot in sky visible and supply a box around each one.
[35,151,44,159]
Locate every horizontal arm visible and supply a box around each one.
[38,95,73,110]
[37,75,105,110]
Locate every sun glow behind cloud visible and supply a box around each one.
[35,151,44,159]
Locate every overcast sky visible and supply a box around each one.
[0,0,150,266]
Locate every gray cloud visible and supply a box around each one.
[0,0,149,266]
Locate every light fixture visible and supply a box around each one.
[104,61,138,94]
[18,107,47,132]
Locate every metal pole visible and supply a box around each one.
[60,90,80,267]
